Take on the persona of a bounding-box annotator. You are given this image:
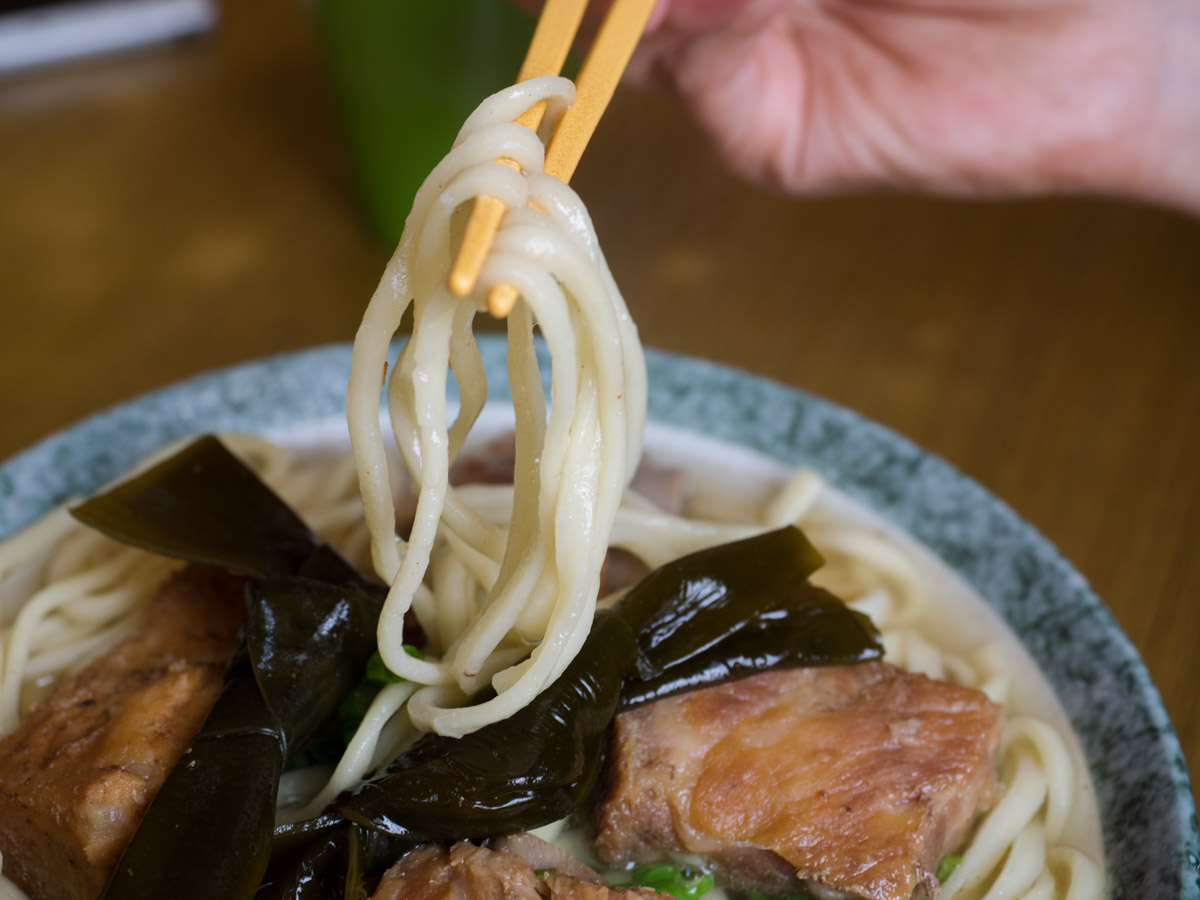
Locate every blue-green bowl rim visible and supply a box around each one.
[1,338,1195,898]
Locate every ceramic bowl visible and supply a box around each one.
[1,338,1195,898]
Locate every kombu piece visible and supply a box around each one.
[74,437,385,900]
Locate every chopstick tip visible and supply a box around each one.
[487,284,520,318]
[447,268,477,298]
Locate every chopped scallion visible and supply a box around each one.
[937,855,964,882]
[618,864,714,899]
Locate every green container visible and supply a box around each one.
[316,0,536,245]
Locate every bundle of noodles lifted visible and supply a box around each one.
[0,77,1103,900]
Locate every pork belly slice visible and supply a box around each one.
[0,566,245,900]
[594,662,1003,900]
[369,838,668,900]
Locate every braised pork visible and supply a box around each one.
[0,566,245,900]
[449,433,688,516]
[369,840,667,900]
[594,662,1003,900]
[448,432,688,597]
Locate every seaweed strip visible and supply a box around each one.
[75,437,385,900]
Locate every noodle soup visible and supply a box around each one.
[0,402,1105,899]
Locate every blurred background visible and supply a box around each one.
[1,0,1198,803]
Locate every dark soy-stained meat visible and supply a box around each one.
[490,833,608,883]
[449,433,522,487]
[369,842,541,900]
[599,549,651,597]
[369,840,667,900]
[628,462,687,518]
[0,566,245,900]
[448,433,687,598]
[594,662,1003,900]
[450,433,688,517]
[600,461,687,595]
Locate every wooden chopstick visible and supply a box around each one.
[447,0,587,300]
[542,0,657,183]
[447,0,658,316]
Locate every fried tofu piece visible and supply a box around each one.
[594,663,1003,900]
[369,840,667,900]
[0,566,245,900]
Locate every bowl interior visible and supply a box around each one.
[1,338,1196,899]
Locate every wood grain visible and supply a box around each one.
[1,0,1197,822]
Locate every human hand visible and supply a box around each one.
[625,0,1200,212]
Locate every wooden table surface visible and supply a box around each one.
[2,0,1197,813]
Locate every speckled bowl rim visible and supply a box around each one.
[1,338,1196,899]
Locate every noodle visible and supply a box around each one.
[345,75,646,738]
